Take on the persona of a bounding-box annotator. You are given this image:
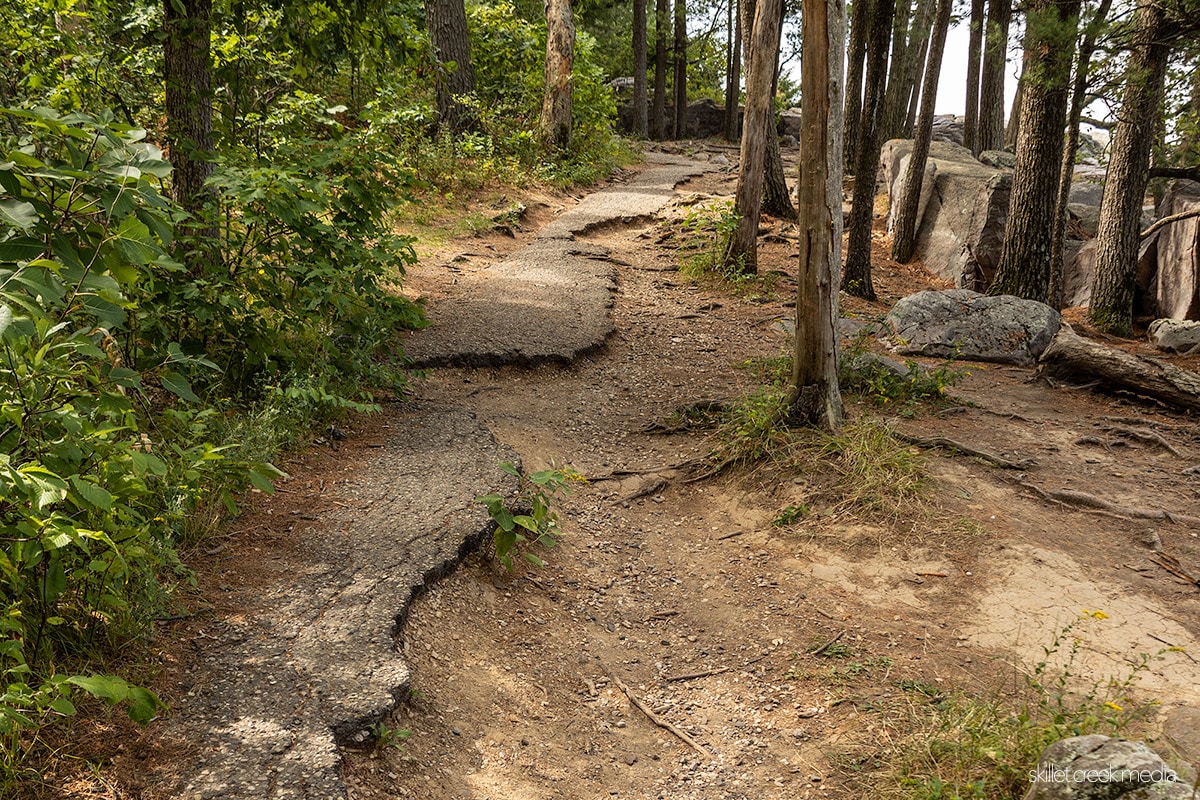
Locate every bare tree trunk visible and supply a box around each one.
[633,0,649,137]
[425,0,479,135]
[888,0,934,138]
[880,0,913,140]
[891,0,952,264]
[1004,47,1030,150]
[1088,0,1171,336]
[725,0,785,274]
[652,0,668,138]
[724,0,742,141]
[988,0,1081,303]
[673,0,687,138]
[843,0,869,172]
[903,23,931,133]
[978,0,1011,152]
[842,0,894,300]
[963,0,985,153]
[1049,0,1113,308]
[763,0,795,219]
[539,0,575,151]
[163,0,216,258]
[789,0,845,431]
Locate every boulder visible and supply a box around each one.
[616,98,733,139]
[930,114,964,146]
[885,154,938,239]
[1149,318,1200,353]
[1063,237,1161,314]
[1155,180,1200,320]
[778,108,802,140]
[979,149,1016,169]
[885,289,1061,366]
[879,139,1012,289]
[1068,165,1107,207]
[1025,735,1193,800]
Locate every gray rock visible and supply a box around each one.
[886,154,938,241]
[1064,237,1160,312]
[843,349,915,379]
[885,289,1061,366]
[979,149,1017,169]
[1025,735,1194,800]
[879,139,1011,289]
[1068,202,1101,237]
[1162,706,1200,786]
[1155,180,1200,320]
[1069,166,1108,207]
[779,108,802,140]
[1149,318,1200,353]
[930,114,965,146]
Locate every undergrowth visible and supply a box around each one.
[842,612,1163,800]
[675,199,776,297]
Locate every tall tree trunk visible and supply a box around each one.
[1004,47,1031,150]
[789,0,845,431]
[633,0,649,137]
[843,0,869,172]
[652,0,669,138]
[539,0,575,150]
[724,0,743,141]
[726,0,785,274]
[886,0,933,139]
[891,0,952,264]
[673,0,687,138]
[978,0,1011,152]
[963,0,985,153]
[989,0,1081,303]
[1049,0,1113,308]
[903,24,931,133]
[425,0,479,135]
[880,0,913,140]
[1088,0,1171,335]
[763,0,795,219]
[163,0,216,257]
[842,0,894,300]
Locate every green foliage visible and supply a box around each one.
[771,503,809,526]
[476,462,582,571]
[839,334,966,409]
[368,720,412,750]
[677,199,745,283]
[859,612,1160,800]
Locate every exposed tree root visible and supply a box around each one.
[1018,482,1200,526]
[890,430,1034,470]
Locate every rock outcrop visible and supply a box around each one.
[1025,735,1194,800]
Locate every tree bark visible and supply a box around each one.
[1040,326,1200,413]
[652,0,669,138]
[880,0,914,140]
[425,0,479,135]
[789,0,845,431]
[843,0,869,173]
[539,0,575,151]
[1088,0,1170,336]
[726,0,785,274]
[724,0,742,141]
[163,0,215,226]
[1004,47,1030,151]
[978,0,1011,152]
[763,0,795,219]
[988,0,1081,303]
[891,0,952,264]
[1049,0,1113,308]
[673,0,687,138]
[963,0,985,153]
[842,0,894,300]
[633,0,649,137]
[889,0,934,139]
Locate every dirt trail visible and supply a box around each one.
[104,149,1200,800]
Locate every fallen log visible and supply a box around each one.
[1038,326,1200,413]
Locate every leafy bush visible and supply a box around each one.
[839,334,966,408]
[477,462,582,571]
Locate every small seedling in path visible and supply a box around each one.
[476,462,583,570]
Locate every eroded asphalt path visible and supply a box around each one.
[150,153,710,799]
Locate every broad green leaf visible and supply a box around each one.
[0,200,37,232]
[0,237,45,263]
[49,698,76,716]
[160,372,200,402]
[126,686,161,725]
[66,675,130,704]
[42,556,66,603]
[69,476,114,510]
[247,469,275,494]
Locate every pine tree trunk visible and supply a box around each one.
[1004,47,1030,150]
[842,0,894,300]
[539,0,575,150]
[789,0,845,431]
[633,0,649,137]
[425,0,479,135]
[763,0,795,219]
[843,0,869,172]
[163,0,216,253]
[673,0,687,138]
[880,0,913,140]
[963,0,985,153]
[1088,0,1171,336]
[652,0,669,139]
[726,0,785,274]
[888,0,933,139]
[977,0,1011,152]
[988,0,1081,303]
[1049,0,1113,308]
[724,0,742,141]
[891,0,951,264]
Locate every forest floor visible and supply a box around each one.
[77,145,1200,799]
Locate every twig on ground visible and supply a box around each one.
[716,531,745,541]
[1101,425,1186,458]
[664,666,731,683]
[810,630,845,657]
[1150,552,1200,588]
[800,596,839,620]
[1147,633,1199,663]
[606,670,711,758]
[619,477,669,503]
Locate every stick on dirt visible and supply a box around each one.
[607,670,711,758]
